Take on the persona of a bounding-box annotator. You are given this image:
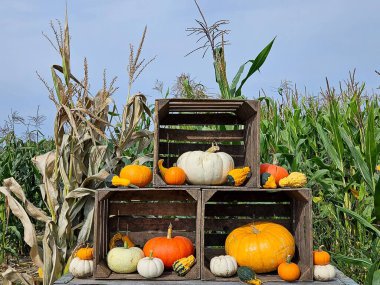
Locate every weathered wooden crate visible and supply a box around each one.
[93,188,201,280]
[153,99,260,188]
[201,188,313,282]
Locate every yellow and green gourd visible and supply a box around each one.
[172,255,196,276]
[226,167,251,186]
[279,172,307,188]
[237,267,262,285]
[260,172,277,189]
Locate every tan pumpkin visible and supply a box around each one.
[69,257,93,278]
[225,222,295,273]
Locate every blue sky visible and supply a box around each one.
[1,0,379,135]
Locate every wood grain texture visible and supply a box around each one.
[160,113,242,125]
[159,128,245,142]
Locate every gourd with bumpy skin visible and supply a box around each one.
[158,159,186,185]
[314,264,336,281]
[69,257,93,278]
[120,165,152,187]
[225,222,295,273]
[260,163,289,185]
[237,267,262,285]
[105,174,131,188]
[107,241,144,273]
[172,255,196,276]
[260,172,277,189]
[226,167,251,186]
[177,143,234,185]
[279,172,307,188]
[109,232,135,249]
[210,255,237,277]
[313,245,330,265]
[277,255,300,282]
[137,251,165,278]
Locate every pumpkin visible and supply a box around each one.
[278,255,301,282]
[226,167,251,186]
[137,251,165,278]
[172,255,196,276]
[69,257,93,278]
[313,245,330,265]
[177,143,234,185]
[143,223,194,269]
[237,267,262,285]
[158,159,186,185]
[225,222,295,273]
[260,172,277,189]
[314,264,336,281]
[109,232,135,250]
[107,241,144,273]
[279,172,307,188]
[76,245,94,260]
[120,164,152,187]
[260,163,289,185]
[210,255,237,277]
[105,174,130,188]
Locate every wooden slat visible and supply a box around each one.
[160,113,242,125]
[158,142,245,156]
[108,190,195,202]
[120,231,196,247]
[109,202,197,216]
[203,218,292,232]
[205,203,291,217]
[109,217,196,232]
[207,191,290,203]
[168,101,244,107]
[159,129,244,142]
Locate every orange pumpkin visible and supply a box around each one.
[260,163,289,185]
[225,222,295,273]
[120,165,152,187]
[158,159,186,185]
[143,223,194,269]
[76,245,93,260]
[313,245,330,265]
[278,255,301,282]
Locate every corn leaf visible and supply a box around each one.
[1,267,34,285]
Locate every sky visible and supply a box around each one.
[1,0,379,136]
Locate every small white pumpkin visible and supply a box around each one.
[69,257,93,278]
[210,255,238,277]
[137,251,165,278]
[177,143,234,185]
[107,242,144,273]
[314,264,336,281]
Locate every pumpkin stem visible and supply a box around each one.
[206,142,220,153]
[318,245,325,252]
[167,223,173,239]
[251,224,260,234]
[286,255,293,263]
[149,250,154,259]
[158,159,167,176]
[124,240,129,249]
[272,154,278,165]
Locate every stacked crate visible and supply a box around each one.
[93,99,313,282]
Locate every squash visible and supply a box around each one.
[260,172,277,189]
[109,232,135,249]
[137,251,165,278]
[279,172,307,188]
[237,267,262,285]
[225,222,295,273]
[69,257,93,278]
[226,167,251,186]
[260,163,289,185]
[314,264,336,281]
[172,255,196,276]
[107,241,144,273]
[210,255,237,277]
[120,165,152,187]
[76,245,93,260]
[313,245,330,265]
[177,143,234,185]
[105,174,131,188]
[143,223,194,269]
[278,255,301,282]
[158,159,186,185]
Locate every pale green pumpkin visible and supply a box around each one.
[107,241,144,273]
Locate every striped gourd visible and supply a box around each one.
[172,255,196,276]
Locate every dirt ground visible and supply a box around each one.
[0,255,39,284]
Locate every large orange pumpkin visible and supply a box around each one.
[260,163,289,185]
[225,222,295,273]
[143,224,194,269]
[120,165,152,187]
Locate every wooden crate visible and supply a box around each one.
[93,188,201,280]
[153,99,260,188]
[201,188,313,282]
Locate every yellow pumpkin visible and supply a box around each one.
[120,165,152,187]
[225,222,295,273]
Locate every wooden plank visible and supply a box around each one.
[205,203,291,217]
[159,129,244,142]
[122,231,196,247]
[153,100,164,186]
[160,114,242,125]
[108,202,197,216]
[158,142,245,156]
[109,217,196,232]
[168,101,244,107]
[108,190,195,202]
[206,190,290,202]
[244,103,259,187]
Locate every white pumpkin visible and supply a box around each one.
[314,264,336,281]
[137,251,165,278]
[177,143,234,185]
[210,255,238,277]
[69,257,93,278]
[107,243,144,273]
